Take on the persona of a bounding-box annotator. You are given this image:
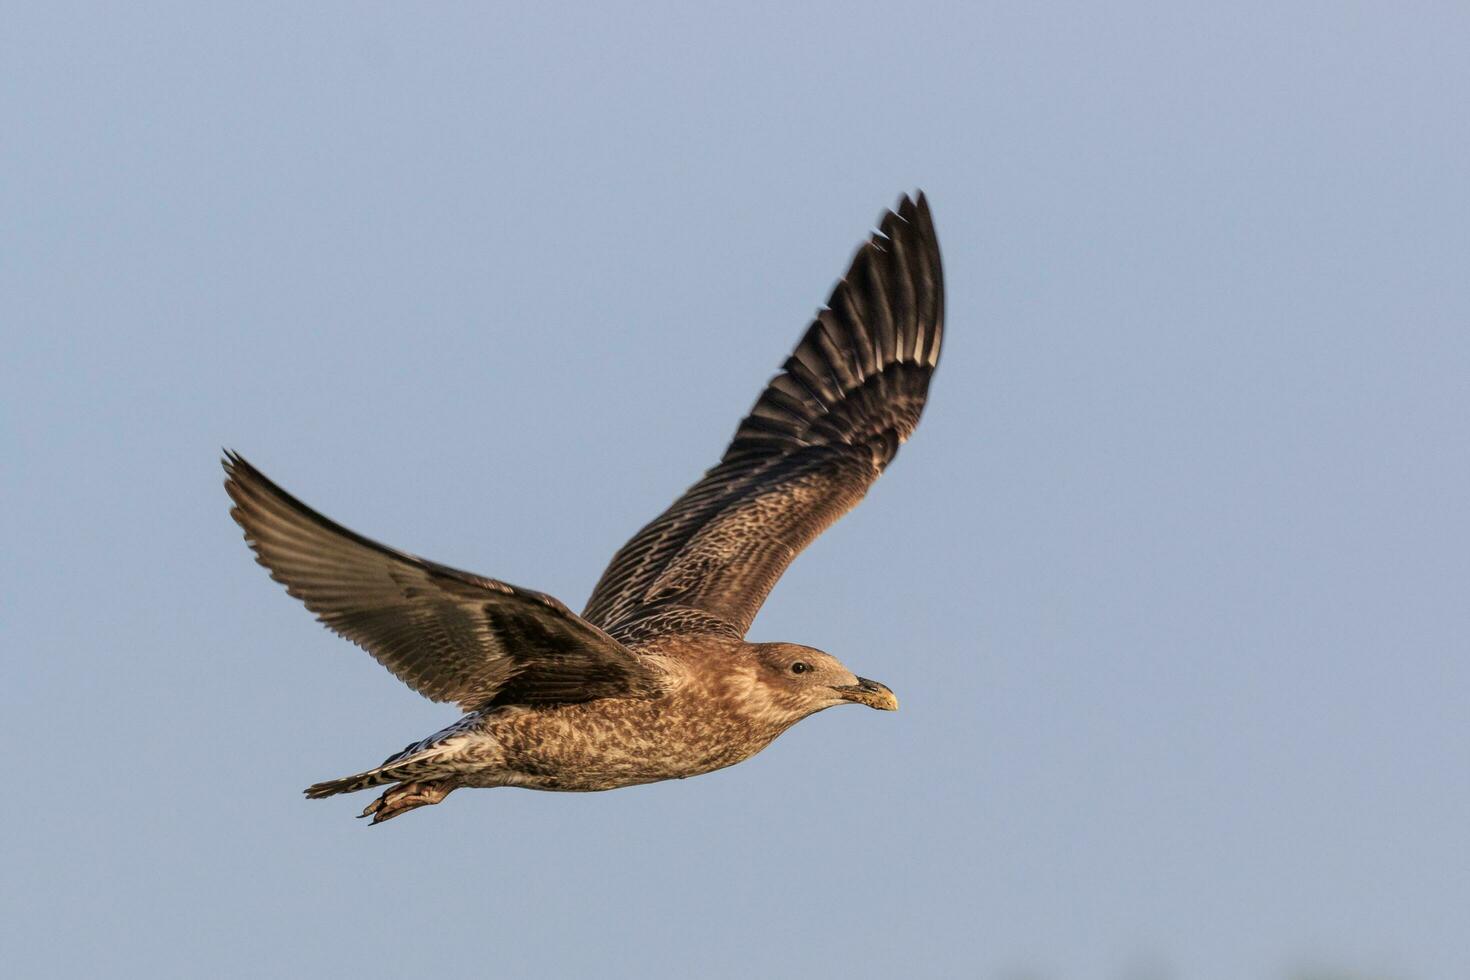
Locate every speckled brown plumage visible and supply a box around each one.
[225,193,943,824]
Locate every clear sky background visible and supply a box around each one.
[5,4,1468,978]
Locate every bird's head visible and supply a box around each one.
[751,642,898,716]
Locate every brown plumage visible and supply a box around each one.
[225,193,943,823]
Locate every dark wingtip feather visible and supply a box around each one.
[723,192,944,462]
[221,449,258,494]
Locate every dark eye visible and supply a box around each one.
[790,662,811,674]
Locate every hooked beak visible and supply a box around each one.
[832,676,899,711]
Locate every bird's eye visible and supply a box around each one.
[790,662,811,674]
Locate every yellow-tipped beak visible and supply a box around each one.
[834,676,899,711]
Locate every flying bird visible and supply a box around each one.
[225,193,943,823]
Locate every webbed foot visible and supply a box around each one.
[359,779,456,825]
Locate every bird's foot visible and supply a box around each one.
[359,780,456,825]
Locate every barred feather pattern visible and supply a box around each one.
[583,193,943,641]
[224,452,658,711]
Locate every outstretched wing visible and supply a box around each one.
[583,193,943,641]
[224,452,657,711]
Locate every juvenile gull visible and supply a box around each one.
[225,193,943,823]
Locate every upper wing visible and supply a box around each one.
[224,452,657,711]
[582,193,943,641]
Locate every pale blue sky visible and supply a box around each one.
[5,3,1468,978]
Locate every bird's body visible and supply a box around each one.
[323,638,806,798]
[227,193,942,823]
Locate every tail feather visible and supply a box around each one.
[304,744,460,799]
[305,768,399,799]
